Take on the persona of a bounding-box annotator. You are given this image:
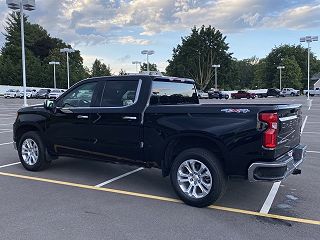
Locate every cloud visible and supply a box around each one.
[116,36,151,45]
[0,0,319,47]
[117,54,131,62]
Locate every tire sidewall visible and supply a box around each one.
[170,149,225,207]
[18,131,48,171]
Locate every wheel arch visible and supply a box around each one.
[162,134,226,177]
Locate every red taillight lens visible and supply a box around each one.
[259,113,278,148]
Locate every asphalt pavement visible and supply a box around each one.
[0,96,319,240]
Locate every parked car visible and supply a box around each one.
[197,90,209,99]
[49,89,64,99]
[13,75,306,208]
[19,89,37,99]
[35,89,51,99]
[282,88,300,96]
[256,88,284,98]
[209,91,229,99]
[231,90,256,99]
[4,89,20,98]
[304,88,320,97]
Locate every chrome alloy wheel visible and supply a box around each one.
[177,159,212,199]
[21,138,39,166]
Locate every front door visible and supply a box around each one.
[46,81,100,157]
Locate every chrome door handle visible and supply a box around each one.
[122,116,137,120]
[77,115,89,119]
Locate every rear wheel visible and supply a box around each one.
[225,95,229,100]
[291,92,295,96]
[18,131,51,171]
[170,148,226,207]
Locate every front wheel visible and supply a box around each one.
[291,92,295,96]
[170,148,226,208]
[225,95,229,99]
[18,131,51,171]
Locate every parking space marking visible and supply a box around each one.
[0,130,13,134]
[0,171,319,226]
[0,142,13,146]
[0,123,13,126]
[301,116,308,134]
[259,181,281,214]
[303,132,320,135]
[307,150,320,154]
[0,162,20,169]
[95,167,144,187]
[308,100,312,110]
[260,115,308,214]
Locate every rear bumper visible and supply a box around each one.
[248,144,307,182]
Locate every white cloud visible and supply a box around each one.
[116,36,151,45]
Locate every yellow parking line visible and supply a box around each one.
[0,171,319,226]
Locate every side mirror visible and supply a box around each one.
[44,99,55,110]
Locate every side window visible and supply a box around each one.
[100,80,139,107]
[150,81,198,105]
[59,82,97,108]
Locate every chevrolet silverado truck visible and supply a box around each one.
[13,75,307,207]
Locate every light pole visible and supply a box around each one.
[6,0,35,107]
[300,36,318,101]
[212,64,220,90]
[49,62,60,89]
[132,61,141,72]
[277,66,285,90]
[60,48,75,89]
[141,50,154,72]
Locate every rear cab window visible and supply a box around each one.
[150,79,198,105]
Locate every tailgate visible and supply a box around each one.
[276,105,302,158]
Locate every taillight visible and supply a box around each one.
[259,113,278,148]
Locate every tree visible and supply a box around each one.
[118,69,127,75]
[0,12,88,88]
[275,57,302,89]
[140,63,158,71]
[166,25,232,90]
[264,44,320,89]
[91,59,111,77]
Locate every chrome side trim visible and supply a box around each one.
[279,115,297,122]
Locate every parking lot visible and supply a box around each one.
[0,96,319,240]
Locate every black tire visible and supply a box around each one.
[252,96,256,99]
[225,95,229,100]
[291,92,295,96]
[170,148,226,208]
[18,131,51,171]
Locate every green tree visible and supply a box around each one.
[275,57,302,89]
[140,63,158,71]
[91,59,111,77]
[0,12,88,88]
[253,59,267,89]
[118,69,127,75]
[264,44,320,89]
[166,25,232,90]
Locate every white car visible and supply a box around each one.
[304,88,320,97]
[198,90,209,99]
[282,88,300,96]
[49,89,64,99]
[19,89,37,99]
[4,89,20,98]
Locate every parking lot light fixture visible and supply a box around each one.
[60,48,75,89]
[141,50,155,72]
[212,64,220,90]
[300,36,318,101]
[132,61,141,72]
[277,66,285,90]
[49,62,60,89]
[6,0,36,107]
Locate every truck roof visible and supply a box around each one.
[88,75,195,84]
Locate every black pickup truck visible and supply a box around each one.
[13,75,306,207]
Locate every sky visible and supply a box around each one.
[0,0,320,74]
